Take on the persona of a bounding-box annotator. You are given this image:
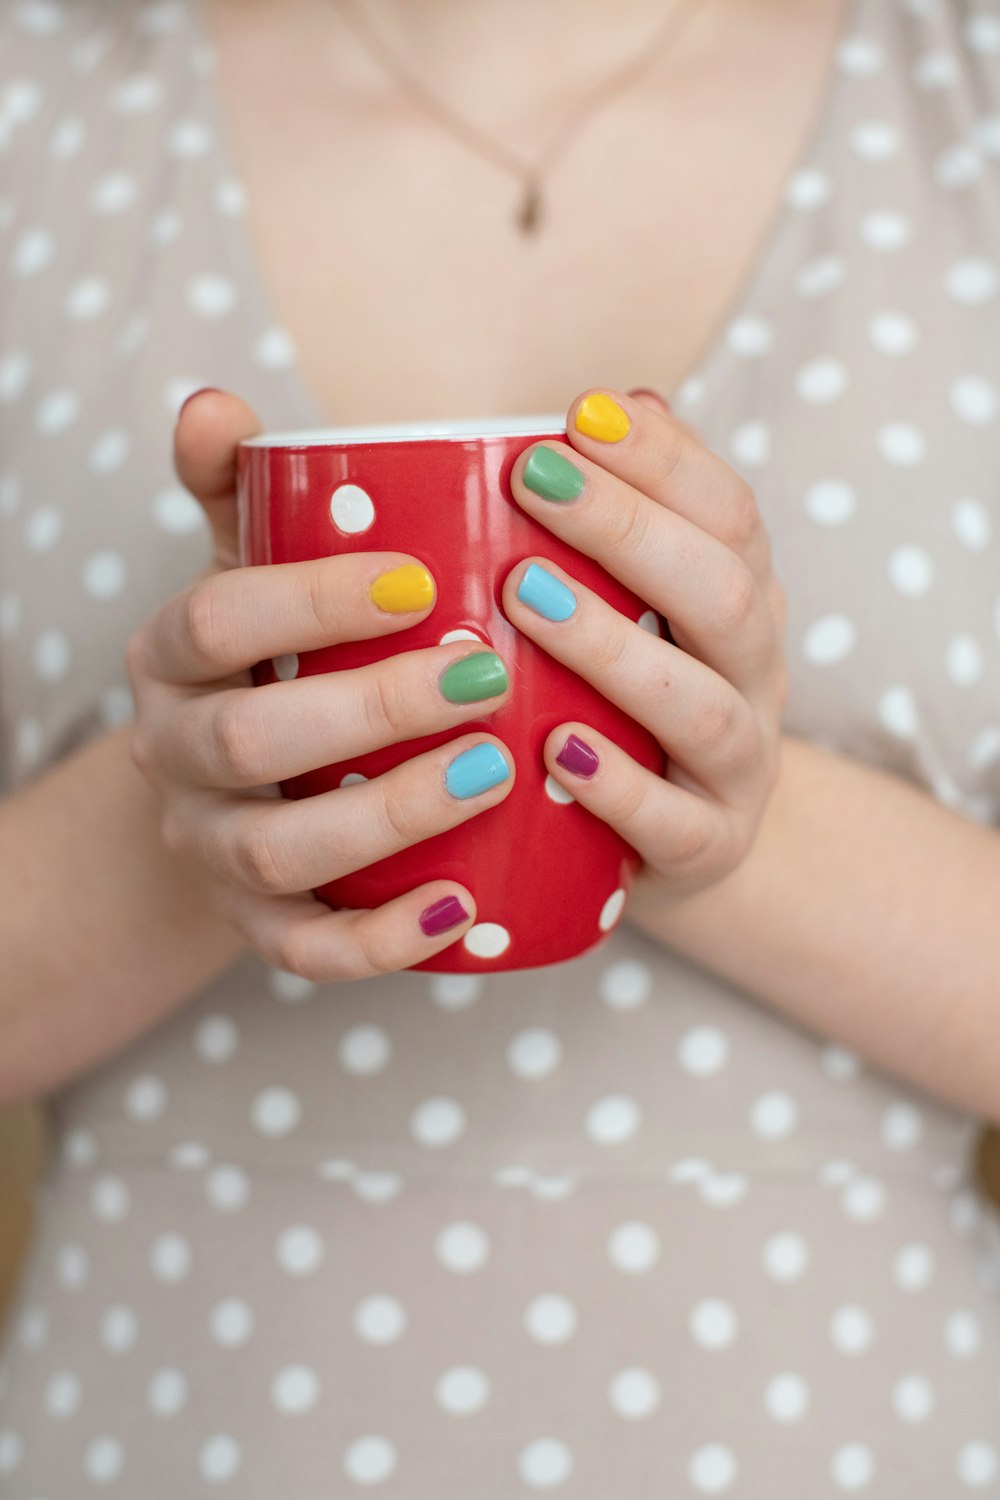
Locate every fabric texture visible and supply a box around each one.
[1,0,1000,1493]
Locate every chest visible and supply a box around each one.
[201,0,847,425]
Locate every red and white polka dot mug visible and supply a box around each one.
[236,417,667,973]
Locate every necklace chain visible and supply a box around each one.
[329,0,701,234]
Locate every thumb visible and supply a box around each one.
[173,387,263,570]
[626,386,671,414]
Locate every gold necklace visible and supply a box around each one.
[329,0,702,235]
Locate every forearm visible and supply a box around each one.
[0,725,248,1107]
[626,734,1000,1125]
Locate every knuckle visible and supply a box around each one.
[303,562,345,643]
[376,777,427,848]
[588,620,633,677]
[716,562,758,635]
[688,688,743,755]
[602,769,651,829]
[268,925,319,980]
[124,626,150,685]
[647,421,687,490]
[363,665,410,745]
[211,696,266,784]
[159,805,188,858]
[129,726,154,780]
[723,478,761,551]
[723,712,765,779]
[343,916,394,980]
[180,578,228,671]
[232,812,295,894]
[669,811,718,872]
[602,490,652,558]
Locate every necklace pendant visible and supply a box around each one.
[518,183,541,234]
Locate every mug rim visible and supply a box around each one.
[240,413,567,447]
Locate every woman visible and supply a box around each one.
[1,0,999,1492]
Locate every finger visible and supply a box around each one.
[509,438,776,682]
[139,550,441,686]
[226,879,479,981]
[169,731,515,896]
[158,641,513,790]
[503,556,765,790]
[564,386,773,578]
[539,719,734,890]
[625,387,671,413]
[173,387,263,570]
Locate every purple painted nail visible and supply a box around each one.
[556,733,600,779]
[419,894,470,937]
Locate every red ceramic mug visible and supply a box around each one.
[236,416,668,973]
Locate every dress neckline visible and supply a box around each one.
[186,0,865,431]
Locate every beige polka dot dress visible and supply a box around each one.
[2,0,1000,1493]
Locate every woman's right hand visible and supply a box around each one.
[125,389,515,981]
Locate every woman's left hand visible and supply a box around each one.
[502,386,790,899]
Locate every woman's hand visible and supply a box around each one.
[126,389,516,981]
[501,386,789,900]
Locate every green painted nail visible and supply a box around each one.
[439,651,509,703]
[522,445,586,502]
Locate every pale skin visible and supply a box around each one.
[2,0,1000,1135]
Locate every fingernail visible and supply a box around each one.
[522,445,586,502]
[445,742,511,799]
[419,893,469,936]
[369,562,435,613]
[556,733,600,779]
[439,651,509,704]
[516,562,577,621]
[178,386,221,419]
[574,392,630,443]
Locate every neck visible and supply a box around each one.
[335,0,707,138]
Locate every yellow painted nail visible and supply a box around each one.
[369,563,435,613]
[574,392,631,443]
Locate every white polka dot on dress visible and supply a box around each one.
[271,1365,320,1415]
[251,1086,301,1137]
[764,1372,810,1422]
[524,1294,578,1344]
[209,1297,254,1347]
[338,1024,391,1075]
[689,1298,739,1350]
[892,1373,935,1422]
[607,1221,661,1274]
[762,1231,810,1282]
[804,478,857,525]
[353,1294,407,1344]
[506,1027,562,1080]
[89,170,138,215]
[803,614,857,665]
[435,1366,491,1415]
[343,1436,398,1484]
[585,1094,640,1145]
[687,1442,738,1494]
[831,1442,875,1491]
[435,1221,489,1273]
[199,1434,242,1483]
[276,1225,325,1276]
[410,1097,466,1148]
[9,226,56,277]
[205,1163,251,1212]
[608,1367,661,1419]
[518,1438,573,1489]
[830,1304,875,1355]
[83,1435,125,1483]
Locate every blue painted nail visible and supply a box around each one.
[444,742,511,799]
[516,562,577,621]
